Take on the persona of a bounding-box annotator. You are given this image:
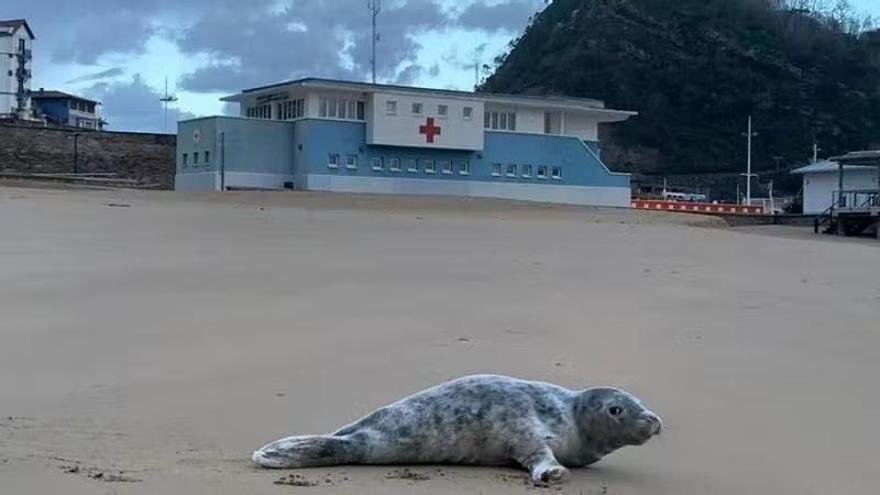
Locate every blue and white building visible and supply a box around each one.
[176,78,636,207]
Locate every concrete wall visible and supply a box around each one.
[564,112,600,141]
[175,116,631,206]
[299,119,630,206]
[368,91,484,151]
[802,170,879,214]
[176,117,295,190]
[0,123,176,188]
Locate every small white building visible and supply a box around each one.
[0,19,34,119]
[791,160,880,214]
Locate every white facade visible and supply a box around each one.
[794,163,880,214]
[368,91,484,150]
[0,20,34,118]
[223,78,635,150]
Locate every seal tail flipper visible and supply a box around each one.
[252,435,353,469]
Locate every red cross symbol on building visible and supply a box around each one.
[419,118,442,144]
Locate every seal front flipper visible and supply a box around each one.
[252,435,356,469]
[516,445,571,485]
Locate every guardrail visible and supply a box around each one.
[632,199,764,215]
[833,189,880,210]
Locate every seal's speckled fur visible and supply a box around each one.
[253,375,662,484]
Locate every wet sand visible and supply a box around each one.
[1,186,878,494]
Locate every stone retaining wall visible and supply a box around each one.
[0,123,176,189]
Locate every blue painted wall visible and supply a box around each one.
[32,98,70,125]
[300,119,628,188]
[177,117,628,190]
[177,117,294,174]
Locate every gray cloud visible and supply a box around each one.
[65,67,126,84]
[83,75,196,133]
[456,0,545,32]
[6,0,546,132]
[176,0,448,92]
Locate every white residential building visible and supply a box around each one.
[0,19,35,119]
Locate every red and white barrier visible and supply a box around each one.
[631,199,764,215]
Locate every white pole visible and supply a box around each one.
[747,115,752,206]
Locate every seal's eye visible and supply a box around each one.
[608,406,623,416]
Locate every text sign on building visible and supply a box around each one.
[367,93,484,151]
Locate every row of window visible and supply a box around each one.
[386,101,474,121]
[328,154,472,176]
[319,96,366,121]
[181,151,211,168]
[70,100,97,114]
[484,111,517,131]
[246,104,272,119]
[326,154,561,180]
[491,163,562,180]
[277,98,305,120]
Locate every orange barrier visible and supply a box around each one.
[632,199,764,215]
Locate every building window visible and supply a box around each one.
[458,161,470,176]
[345,154,358,170]
[551,167,562,180]
[347,101,357,120]
[441,160,453,175]
[278,98,305,120]
[537,165,548,179]
[521,164,532,178]
[424,160,436,174]
[328,153,340,169]
[463,107,473,121]
[204,151,211,164]
[406,159,419,173]
[387,101,397,116]
[182,153,188,167]
[320,97,329,117]
[388,157,402,172]
[248,104,272,119]
[357,101,366,120]
[438,105,448,119]
[491,163,502,177]
[329,98,338,118]
[412,102,423,116]
[193,152,200,165]
[484,111,517,131]
[506,164,517,177]
[371,157,384,171]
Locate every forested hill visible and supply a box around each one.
[482,0,880,175]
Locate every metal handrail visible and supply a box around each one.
[833,189,880,210]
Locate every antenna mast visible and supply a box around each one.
[159,76,179,133]
[367,0,382,84]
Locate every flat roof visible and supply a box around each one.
[221,77,637,120]
[790,160,877,174]
[31,90,101,105]
[830,150,880,167]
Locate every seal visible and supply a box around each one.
[252,374,662,484]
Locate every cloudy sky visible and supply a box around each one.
[6,0,878,133]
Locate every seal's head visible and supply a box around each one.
[577,387,663,450]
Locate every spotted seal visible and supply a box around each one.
[252,374,662,484]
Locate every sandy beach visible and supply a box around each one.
[1,185,878,494]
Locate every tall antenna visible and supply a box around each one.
[159,76,178,133]
[367,0,382,84]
